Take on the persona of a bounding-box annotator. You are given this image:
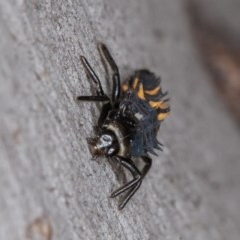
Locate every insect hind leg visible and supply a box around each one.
[98,43,121,103]
[80,55,106,97]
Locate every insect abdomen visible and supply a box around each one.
[118,89,161,157]
[122,69,170,121]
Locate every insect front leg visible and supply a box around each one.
[98,43,121,103]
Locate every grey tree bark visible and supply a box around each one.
[1,0,240,240]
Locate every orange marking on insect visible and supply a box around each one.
[137,83,145,100]
[145,86,161,95]
[158,112,169,121]
[149,101,169,109]
[149,100,162,108]
[133,77,139,89]
[160,102,169,109]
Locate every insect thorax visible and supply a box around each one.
[102,89,160,158]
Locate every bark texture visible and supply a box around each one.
[1,0,240,239]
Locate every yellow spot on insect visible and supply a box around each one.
[160,102,169,109]
[133,77,139,89]
[137,83,145,100]
[149,100,162,108]
[158,112,169,121]
[149,101,170,120]
[149,100,169,109]
[145,86,161,95]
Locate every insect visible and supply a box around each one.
[77,43,170,209]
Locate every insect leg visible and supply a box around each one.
[97,102,112,127]
[76,95,109,101]
[118,181,141,210]
[111,156,152,198]
[110,156,142,209]
[110,176,142,198]
[110,156,142,197]
[141,156,152,177]
[111,156,152,209]
[98,43,121,102]
[80,56,106,97]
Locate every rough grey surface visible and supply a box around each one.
[1,0,240,240]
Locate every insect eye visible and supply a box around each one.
[102,134,112,142]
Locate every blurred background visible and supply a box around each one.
[187,0,240,127]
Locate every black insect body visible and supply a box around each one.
[77,43,170,209]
